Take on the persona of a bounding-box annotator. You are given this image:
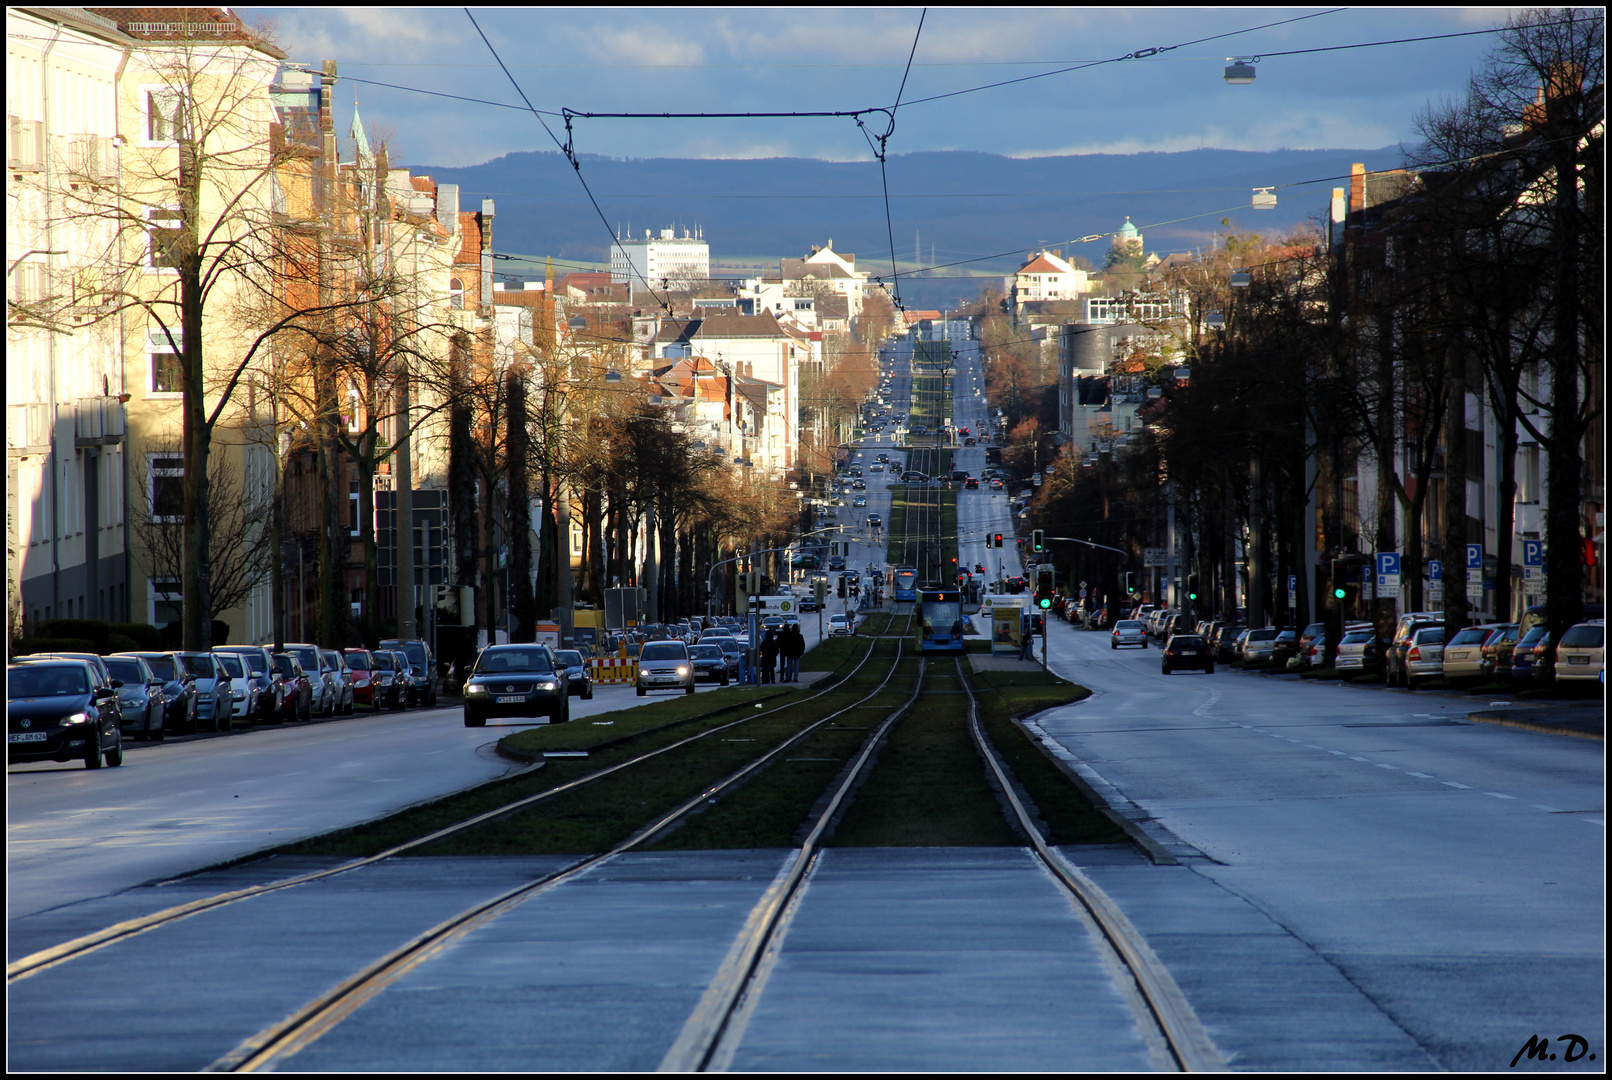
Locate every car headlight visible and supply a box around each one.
[536,680,557,691]
[464,683,485,694]
[676,666,690,676]
[62,712,93,725]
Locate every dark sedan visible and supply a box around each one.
[127,652,198,734]
[688,643,732,685]
[8,660,123,768]
[554,650,594,700]
[1162,634,1214,674]
[463,645,569,727]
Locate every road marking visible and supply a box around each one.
[1530,804,1562,812]
[1408,772,1434,778]
[1375,763,1398,769]
[1484,792,1516,800]
[1348,756,1369,762]
[1328,750,1348,756]
[1442,781,1472,789]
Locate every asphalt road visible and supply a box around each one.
[1034,615,1605,1071]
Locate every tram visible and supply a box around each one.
[917,589,967,654]
[892,567,918,603]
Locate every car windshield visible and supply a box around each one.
[345,652,371,670]
[1517,626,1547,645]
[181,653,215,678]
[214,653,245,678]
[1341,631,1374,644]
[9,664,90,697]
[223,649,268,674]
[1560,624,1604,649]
[555,651,584,666]
[1247,629,1277,641]
[105,658,147,682]
[273,656,298,676]
[475,649,554,674]
[370,653,394,671]
[1170,636,1206,648]
[690,645,724,659]
[143,655,177,680]
[640,643,686,661]
[1116,621,1142,630]
[1449,628,1491,645]
[1415,628,1447,644]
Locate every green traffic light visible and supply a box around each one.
[1038,597,1052,609]
[1333,587,1347,599]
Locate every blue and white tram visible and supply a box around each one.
[892,567,918,603]
[917,589,967,654]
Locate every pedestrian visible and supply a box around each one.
[760,629,779,684]
[781,624,804,682]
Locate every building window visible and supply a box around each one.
[147,207,183,271]
[145,88,186,144]
[148,455,184,522]
[150,577,183,630]
[149,328,183,394]
[448,277,464,309]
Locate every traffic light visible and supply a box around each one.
[1032,529,1045,553]
[1331,560,1347,601]
[992,533,1003,548]
[837,574,848,598]
[814,577,827,605]
[1035,569,1054,610]
[1187,576,1199,602]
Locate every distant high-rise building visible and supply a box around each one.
[611,226,709,288]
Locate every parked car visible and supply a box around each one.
[636,640,696,696]
[342,649,379,710]
[101,653,167,741]
[178,651,233,732]
[271,652,314,722]
[8,659,123,769]
[1508,626,1552,686]
[1211,624,1245,663]
[1239,627,1279,664]
[463,644,570,726]
[688,643,732,685]
[1443,624,1509,683]
[553,649,594,699]
[1291,622,1328,670]
[214,645,284,723]
[376,650,413,711]
[1111,620,1147,649]
[121,652,196,734]
[1481,623,1522,679]
[366,649,407,711]
[1161,633,1213,674]
[1270,629,1301,669]
[322,649,355,715]
[281,645,334,717]
[212,650,255,725]
[1554,620,1605,683]
[1333,630,1381,675]
[1404,626,1448,690]
[1384,614,1442,688]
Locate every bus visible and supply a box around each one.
[893,567,918,603]
[917,589,967,654]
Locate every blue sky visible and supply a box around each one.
[242,7,1520,167]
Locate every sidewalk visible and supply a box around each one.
[1464,701,1603,741]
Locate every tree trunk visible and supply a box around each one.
[507,372,535,642]
[1443,340,1470,636]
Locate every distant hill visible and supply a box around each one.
[407,146,1405,309]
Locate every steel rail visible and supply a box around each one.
[658,657,928,1072]
[211,624,916,1073]
[957,661,1227,1072]
[7,629,890,986]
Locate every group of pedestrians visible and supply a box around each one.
[758,624,806,683]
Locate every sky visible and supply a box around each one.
[240,7,1522,168]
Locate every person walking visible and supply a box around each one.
[781,624,804,682]
[759,629,779,684]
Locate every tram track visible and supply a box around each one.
[5,620,908,987]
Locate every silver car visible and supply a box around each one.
[282,644,335,716]
[1441,623,1505,682]
[321,649,355,715]
[212,650,255,725]
[1240,627,1279,663]
[1333,630,1378,673]
[1405,626,1447,689]
[101,654,167,741]
[636,640,695,696]
[1111,619,1146,649]
[178,651,233,732]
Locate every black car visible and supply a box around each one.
[379,638,439,707]
[1162,634,1214,674]
[14,652,125,731]
[463,644,569,727]
[554,649,594,700]
[8,660,124,768]
[368,650,408,711]
[213,646,285,723]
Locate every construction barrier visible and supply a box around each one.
[587,658,636,684]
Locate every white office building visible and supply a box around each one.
[611,226,709,289]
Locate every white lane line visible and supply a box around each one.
[1328,750,1348,756]
[1408,772,1435,778]
[1584,818,1603,827]
[1375,763,1398,770]
[1531,804,1563,812]
[1303,744,1322,749]
[1348,756,1369,762]
[1442,781,1472,789]
[1485,792,1517,800]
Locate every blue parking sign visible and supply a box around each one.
[1376,552,1401,577]
[1466,543,1483,570]
[1428,560,1442,581]
[1522,540,1544,567]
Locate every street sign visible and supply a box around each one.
[1144,547,1166,567]
[1428,560,1442,581]
[1376,552,1401,599]
[1287,574,1297,607]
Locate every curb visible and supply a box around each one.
[1464,710,1603,742]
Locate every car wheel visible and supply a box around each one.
[686,683,696,695]
[636,685,647,697]
[1140,641,1147,649]
[584,685,593,700]
[1407,676,1421,691]
[720,676,729,687]
[105,739,123,767]
[85,731,104,769]
[1110,643,1117,650]
[464,711,485,728]
[150,714,165,742]
[1161,665,1170,675]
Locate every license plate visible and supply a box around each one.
[9,732,49,743]
[1568,655,1590,665]
[1449,651,1468,660]
[496,695,524,703]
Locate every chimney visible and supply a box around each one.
[437,184,459,234]
[1350,163,1366,216]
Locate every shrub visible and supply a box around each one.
[11,636,97,657]
[35,619,112,653]
[108,622,165,651]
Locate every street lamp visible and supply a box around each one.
[1224,58,1257,84]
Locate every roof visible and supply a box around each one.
[654,309,790,343]
[1017,252,1080,276]
[84,7,288,56]
[781,258,855,280]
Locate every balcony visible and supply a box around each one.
[74,397,126,447]
[7,403,52,453]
